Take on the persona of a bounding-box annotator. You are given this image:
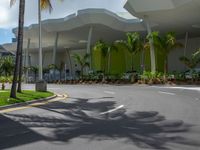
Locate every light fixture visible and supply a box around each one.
[79,40,88,43]
[192,24,200,28]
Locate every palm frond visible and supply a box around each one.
[40,0,53,12]
[10,0,16,7]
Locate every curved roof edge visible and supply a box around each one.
[13,8,146,35]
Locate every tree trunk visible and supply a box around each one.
[107,52,111,74]
[17,45,24,92]
[66,49,73,79]
[10,0,25,98]
[34,72,37,83]
[59,70,62,82]
[131,53,134,71]
[164,56,168,82]
[81,67,84,79]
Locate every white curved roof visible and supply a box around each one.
[9,9,148,52]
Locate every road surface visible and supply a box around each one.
[0,84,200,150]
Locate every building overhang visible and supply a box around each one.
[124,0,200,37]
[10,9,152,52]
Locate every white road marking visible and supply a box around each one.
[48,88,62,90]
[153,86,200,92]
[158,91,175,95]
[195,98,200,101]
[104,91,115,95]
[100,105,124,115]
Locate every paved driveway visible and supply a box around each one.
[0,84,200,150]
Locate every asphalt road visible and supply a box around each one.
[0,84,200,150]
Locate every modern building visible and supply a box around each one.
[2,0,200,80]
[0,45,13,57]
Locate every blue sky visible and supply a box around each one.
[0,28,14,44]
[0,0,127,44]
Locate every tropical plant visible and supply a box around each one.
[107,42,118,74]
[117,32,143,72]
[93,40,109,73]
[72,53,90,78]
[10,0,26,98]
[48,61,65,82]
[29,66,39,83]
[179,48,200,70]
[93,40,118,75]
[147,32,183,75]
[0,56,14,76]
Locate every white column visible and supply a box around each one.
[144,18,156,73]
[66,48,73,79]
[26,38,30,83]
[53,32,59,65]
[38,0,43,80]
[86,26,93,70]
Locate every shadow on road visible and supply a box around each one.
[2,97,200,149]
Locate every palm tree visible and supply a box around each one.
[117,32,143,72]
[72,53,90,79]
[93,40,109,73]
[37,0,53,82]
[147,32,182,76]
[107,42,118,74]
[10,0,26,98]
[146,31,160,72]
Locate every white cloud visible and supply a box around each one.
[0,0,127,29]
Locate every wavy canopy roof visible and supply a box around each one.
[7,9,146,52]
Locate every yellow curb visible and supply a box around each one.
[0,94,68,114]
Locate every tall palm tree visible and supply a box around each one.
[117,32,143,72]
[93,40,109,73]
[10,0,26,98]
[146,31,160,72]
[107,42,118,74]
[147,32,183,75]
[37,0,53,82]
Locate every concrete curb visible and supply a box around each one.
[0,95,57,111]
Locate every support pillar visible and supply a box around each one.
[66,48,73,79]
[184,32,188,71]
[52,32,59,80]
[25,38,30,83]
[86,26,93,71]
[144,17,156,73]
[53,32,59,65]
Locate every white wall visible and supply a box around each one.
[29,48,87,78]
[168,36,200,72]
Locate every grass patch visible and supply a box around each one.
[0,90,54,106]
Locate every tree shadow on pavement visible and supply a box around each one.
[5,97,200,150]
[0,115,46,149]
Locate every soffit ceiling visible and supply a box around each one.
[124,0,200,37]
